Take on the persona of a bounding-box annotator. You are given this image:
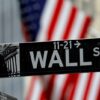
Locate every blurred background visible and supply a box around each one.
[0,0,100,100]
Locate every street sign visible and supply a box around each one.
[0,38,100,77]
[20,38,100,76]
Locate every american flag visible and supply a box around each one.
[19,0,100,100]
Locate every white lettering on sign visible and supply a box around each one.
[29,49,93,69]
[48,50,63,68]
[80,49,92,66]
[65,49,78,66]
[93,47,100,57]
[29,51,48,69]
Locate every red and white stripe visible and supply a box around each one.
[25,0,100,100]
